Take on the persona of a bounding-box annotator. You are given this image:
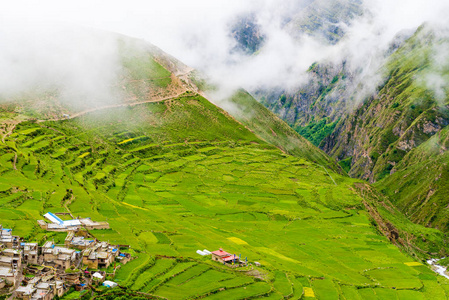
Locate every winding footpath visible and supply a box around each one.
[40,91,191,123]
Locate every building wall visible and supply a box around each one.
[56,287,65,297]
[84,224,109,230]
[24,253,39,265]
[83,257,98,269]
[55,259,71,270]
[43,253,56,262]
[211,254,223,263]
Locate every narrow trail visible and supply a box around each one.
[63,194,76,219]
[1,122,18,143]
[12,153,17,170]
[44,68,196,122]
[39,91,191,123]
[320,165,337,186]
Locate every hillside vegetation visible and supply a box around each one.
[0,93,448,298]
[378,126,449,231]
[1,32,449,299]
[324,26,449,181]
[225,90,342,173]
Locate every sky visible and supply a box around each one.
[2,0,449,106]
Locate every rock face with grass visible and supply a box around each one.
[323,27,449,181]
[316,27,449,233]
[256,61,351,148]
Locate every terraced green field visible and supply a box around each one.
[1,94,449,298]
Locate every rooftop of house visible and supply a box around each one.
[222,255,238,262]
[33,288,50,299]
[22,243,38,250]
[88,252,97,260]
[71,236,95,246]
[28,276,41,285]
[0,229,12,236]
[16,285,36,295]
[43,213,81,230]
[42,241,54,249]
[43,246,76,257]
[79,218,96,226]
[0,267,13,276]
[2,249,21,255]
[211,248,231,257]
[0,256,13,263]
[0,237,13,243]
[97,252,110,259]
[36,282,50,289]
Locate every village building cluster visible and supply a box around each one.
[0,213,132,299]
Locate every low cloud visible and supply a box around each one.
[421,39,449,105]
[1,0,449,110]
[0,22,122,110]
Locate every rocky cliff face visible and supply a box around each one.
[245,0,364,147]
[317,26,449,230]
[286,0,363,44]
[323,27,449,182]
[256,62,349,126]
[230,14,265,55]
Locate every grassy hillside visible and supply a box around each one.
[1,93,449,298]
[377,126,449,232]
[227,90,343,173]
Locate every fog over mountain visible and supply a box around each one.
[2,0,449,105]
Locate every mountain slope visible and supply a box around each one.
[1,31,449,299]
[221,90,343,173]
[2,93,448,299]
[323,26,449,181]
[256,61,351,147]
[377,126,449,231]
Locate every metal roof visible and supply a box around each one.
[43,212,82,227]
[43,212,64,225]
[63,220,82,227]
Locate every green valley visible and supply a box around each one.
[0,90,449,298]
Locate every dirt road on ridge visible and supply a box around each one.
[39,91,191,123]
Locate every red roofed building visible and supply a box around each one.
[222,255,237,262]
[211,248,238,265]
[211,248,230,258]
